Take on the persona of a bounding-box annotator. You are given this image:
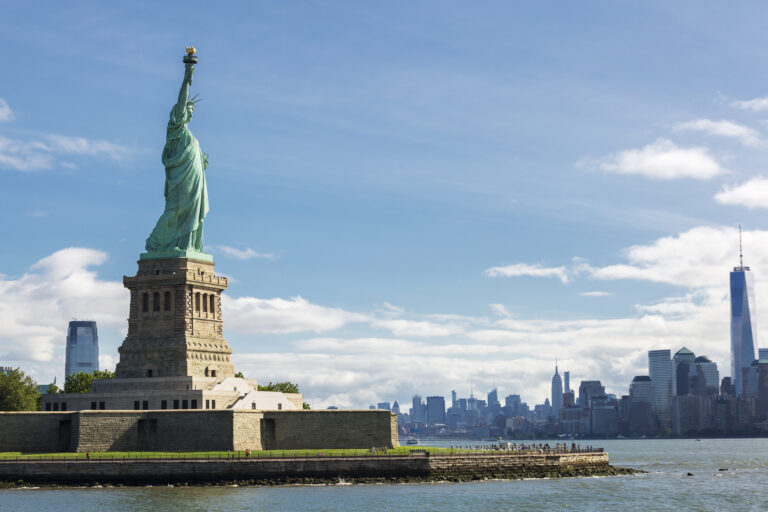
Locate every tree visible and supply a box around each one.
[303,402,311,410]
[64,369,114,394]
[258,381,300,394]
[234,371,245,379]
[0,368,41,411]
[46,382,61,394]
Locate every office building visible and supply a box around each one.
[377,402,391,411]
[411,395,424,423]
[673,347,695,396]
[648,349,672,429]
[64,320,99,378]
[731,231,757,396]
[426,396,446,424]
[578,381,605,408]
[563,371,571,394]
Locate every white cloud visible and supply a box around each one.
[483,263,570,283]
[211,245,276,260]
[715,177,768,209]
[592,138,726,180]
[731,96,768,112]
[45,135,127,158]
[0,98,14,122]
[589,226,744,288]
[370,318,465,337]
[0,248,127,363]
[0,134,126,172]
[674,119,761,146]
[0,135,54,171]
[489,303,511,318]
[7,228,763,409]
[579,291,612,297]
[223,295,367,334]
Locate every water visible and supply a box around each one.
[2,439,767,511]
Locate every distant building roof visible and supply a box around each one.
[694,356,712,363]
[632,376,652,382]
[675,347,694,355]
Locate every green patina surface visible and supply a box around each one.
[143,52,212,262]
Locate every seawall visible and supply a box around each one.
[0,452,630,485]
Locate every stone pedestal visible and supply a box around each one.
[115,257,235,379]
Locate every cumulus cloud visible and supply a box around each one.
[223,295,367,334]
[715,177,768,209]
[674,119,761,146]
[8,228,763,409]
[0,248,127,363]
[590,138,726,180]
[0,98,14,122]
[731,96,768,112]
[589,226,744,288]
[483,263,570,283]
[211,245,276,260]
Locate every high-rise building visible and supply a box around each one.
[426,396,446,424]
[487,388,500,410]
[731,229,757,396]
[578,381,605,408]
[629,376,655,404]
[629,376,657,435]
[691,356,719,396]
[648,349,672,429]
[760,348,768,360]
[451,389,458,409]
[563,371,571,394]
[411,395,424,423]
[551,364,563,419]
[65,320,99,378]
[377,402,391,411]
[392,401,400,414]
[673,347,695,396]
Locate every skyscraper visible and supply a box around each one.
[648,349,672,430]
[65,320,99,378]
[673,347,695,396]
[551,364,563,419]
[563,371,571,394]
[731,229,757,396]
[426,396,446,424]
[411,395,424,423]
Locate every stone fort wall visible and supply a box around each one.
[0,410,397,453]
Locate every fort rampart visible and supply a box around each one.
[0,410,398,452]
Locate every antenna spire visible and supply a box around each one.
[739,224,743,268]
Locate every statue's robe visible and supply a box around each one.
[145,102,209,253]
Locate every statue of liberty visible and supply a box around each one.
[143,47,211,261]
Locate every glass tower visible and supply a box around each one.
[731,235,757,397]
[64,320,99,378]
[648,349,672,429]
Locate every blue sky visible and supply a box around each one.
[4,1,768,408]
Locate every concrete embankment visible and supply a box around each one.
[0,451,633,486]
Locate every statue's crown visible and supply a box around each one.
[186,46,196,55]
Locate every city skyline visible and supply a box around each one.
[6,2,768,408]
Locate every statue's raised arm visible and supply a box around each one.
[142,47,211,262]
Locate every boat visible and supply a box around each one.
[406,437,419,445]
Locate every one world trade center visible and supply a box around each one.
[731,227,757,396]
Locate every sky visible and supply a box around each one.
[4,1,768,409]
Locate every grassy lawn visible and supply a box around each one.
[0,446,499,461]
